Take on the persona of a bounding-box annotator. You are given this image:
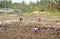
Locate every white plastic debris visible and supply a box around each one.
[54,29,57,30]
[47,28,50,30]
[0,22,2,24]
[0,27,2,30]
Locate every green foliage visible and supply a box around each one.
[0,0,60,13]
[0,0,12,8]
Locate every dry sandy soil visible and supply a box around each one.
[0,14,60,39]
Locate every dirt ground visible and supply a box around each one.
[0,14,60,39]
[0,22,60,39]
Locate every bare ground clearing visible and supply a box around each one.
[0,14,60,39]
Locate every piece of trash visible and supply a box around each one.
[0,22,2,24]
[47,28,50,30]
[54,29,57,31]
[0,27,3,31]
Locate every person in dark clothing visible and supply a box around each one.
[19,18,23,21]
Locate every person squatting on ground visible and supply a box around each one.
[32,17,41,35]
[32,26,40,35]
[33,27,38,35]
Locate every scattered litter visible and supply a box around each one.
[0,22,2,24]
[0,26,4,31]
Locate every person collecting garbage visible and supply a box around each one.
[37,17,41,25]
[33,26,39,35]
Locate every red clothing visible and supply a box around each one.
[35,30,38,35]
[38,18,41,22]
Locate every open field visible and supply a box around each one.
[0,22,60,39]
[0,0,60,39]
[0,14,60,39]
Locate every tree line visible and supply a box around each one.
[0,0,60,13]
